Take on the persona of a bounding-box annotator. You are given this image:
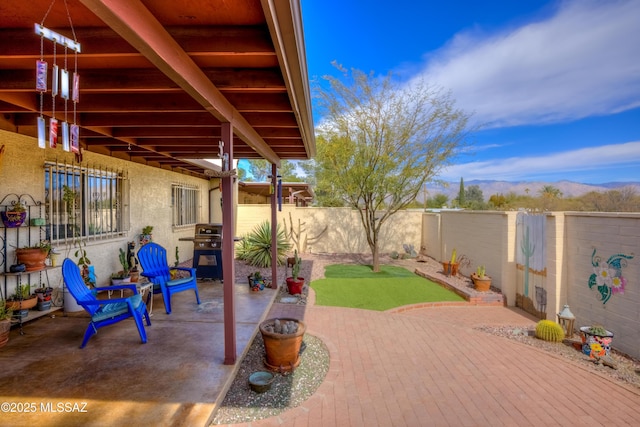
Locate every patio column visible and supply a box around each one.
[271,163,278,286]
[221,121,236,364]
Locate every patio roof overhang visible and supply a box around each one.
[0,0,315,365]
[0,0,315,178]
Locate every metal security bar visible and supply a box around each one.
[171,183,199,227]
[44,161,129,244]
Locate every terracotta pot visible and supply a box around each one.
[6,295,38,311]
[260,318,306,372]
[471,273,492,292]
[15,248,48,271]
[286,277,304,294]
[441,262,459,277]
[0,319,11,348]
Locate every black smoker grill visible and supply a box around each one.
[192,223,223,280]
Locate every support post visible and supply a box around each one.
[271,163,278,287]
[221,122,236,364]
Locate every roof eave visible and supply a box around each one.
[261,0,316,159]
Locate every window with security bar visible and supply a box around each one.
[172,183,199,227]
[44,162,129,243]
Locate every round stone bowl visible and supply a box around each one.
[248,371,275,393]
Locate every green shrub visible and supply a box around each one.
[235,235,251,261]
[535,320,565,342]
[238,221,291,268]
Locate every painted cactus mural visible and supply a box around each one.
[588,249,634,304]
[520,225,535,297]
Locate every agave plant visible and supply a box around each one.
[235,235,251,261]
[240,221,291,267]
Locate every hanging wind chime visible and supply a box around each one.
[35,0,81,158]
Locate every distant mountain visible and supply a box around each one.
[425,180,640,201]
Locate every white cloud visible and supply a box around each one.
[419,0,640,128]
[438,141,640,181]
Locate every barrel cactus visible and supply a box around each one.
[535,320,565,342]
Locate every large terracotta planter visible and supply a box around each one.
[285,277,304,294]
[260,318,306,372]
[471,273,492,292]
[15,248,48,271]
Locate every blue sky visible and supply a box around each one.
[301,0,640,184]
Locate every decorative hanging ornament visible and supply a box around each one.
[35,0,81,153]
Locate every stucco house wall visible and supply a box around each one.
[0,129,211,289]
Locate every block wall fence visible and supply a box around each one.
[239,206,639,359]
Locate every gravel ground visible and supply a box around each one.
[211,332,329,425]
[475,325,640,389]
[212,261,327,425]
[214,252,640,424]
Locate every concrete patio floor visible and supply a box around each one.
[0,279,275,426]
[2,275,640,427]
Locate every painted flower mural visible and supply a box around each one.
[588,249,634,304]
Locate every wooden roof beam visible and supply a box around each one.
[80,0,280,165]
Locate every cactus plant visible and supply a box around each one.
[535,320,565,342]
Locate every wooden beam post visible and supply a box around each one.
[221,121,236,365]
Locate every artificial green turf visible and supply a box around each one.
[311,264,464,311]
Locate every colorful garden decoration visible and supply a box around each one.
[580,326,614,358]
[588,249,634,304]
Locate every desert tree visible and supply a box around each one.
[314,64,473,271]
[244,159,302,182]
[457,177,465,207]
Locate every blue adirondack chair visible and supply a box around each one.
[62,258,151,348]
[137,242,201,314]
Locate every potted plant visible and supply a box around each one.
[111,247,131,285]
[1,200,27,228]
[471,265,492,292]
[248,271,266,292]
[74,242,94,287]
[0,300,13,349]
[127,241,139,282]
[139,225,153,246]
[285,250,304,294]
[170,246,181,280]
[6,284,38,312]
[441,249,460,277]
[580,324,614,358]
[15,240,51,271]
[259,318,306,372]
[34,284,54,311]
